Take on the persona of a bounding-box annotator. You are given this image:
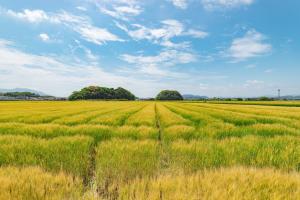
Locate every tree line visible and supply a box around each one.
[69,86,136,100]
[0,92,40,97]
[69,86,184,101]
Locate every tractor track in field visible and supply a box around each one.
[164,104,202,127]
[155,103,162,142]
[118,105,147,126]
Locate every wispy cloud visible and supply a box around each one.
[6,9,53,23]
[168,0,189,9]
[122,49,197,65]
[227,30,271,62]
[245,64,256,69]
[116,19,208,48]
[121,49,197,76]
[4,9,123,45]
[264,69,273,73]
[202,0,254,10]
[39,33,50,42]
[244,80,264,87]
[92,0,143,21]
[76,6,87,11]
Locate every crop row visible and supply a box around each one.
[1,102,300,141]
[0,101,146,124]
[1,166,299,200]
[1,136,299,188]
[118,167,300,200]
[207,100,300,107]
[0,123,158,141]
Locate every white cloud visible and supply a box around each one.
[6,9,52,23]
[39,33,50,42]
[227,30,271,62]
[245,64,256,69]
[202,0,254,10]
[264,69,273,73]
[76,6,87,11]
[122,49,197,66]
[243,80,264,87]
[117,20,208,48]
[56,11,123,45]
[93,0,142,21]
[168,0,189,9]
[77,26,122,45]
[184,29,209,38]
[121,49,197,76]
[5,9,122,45]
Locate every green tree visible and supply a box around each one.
[156,90,183,101]
[114,87,136,100]
[68,86,136,100]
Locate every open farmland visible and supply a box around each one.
[0,101,300,199]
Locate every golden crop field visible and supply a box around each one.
[1,101,300,200]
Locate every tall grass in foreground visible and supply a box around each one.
[95,139,161,198]
[169,136,300,172]
[118,167,300,200]
[0,135,93,178]
[0,167,83,200]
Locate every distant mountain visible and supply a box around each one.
[183,94,208,100]
[280,95,300,100]
[0,88,49,96]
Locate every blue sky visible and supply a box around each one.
[0,0,299,97]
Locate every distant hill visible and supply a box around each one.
[0,88,49,96]
[280,95,300,100]
[183,94,208,100]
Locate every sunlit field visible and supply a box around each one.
[1,101,300,199]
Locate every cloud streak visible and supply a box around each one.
[116,19,208,48]
[5,9,123,45]
[202,0,254,10]
[168,0,189,9]
[227,30,271,62]
[120,49,197,77]
[92,0,143,21]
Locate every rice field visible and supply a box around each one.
[0,101,300,199]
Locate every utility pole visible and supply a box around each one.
[278,89,281,99]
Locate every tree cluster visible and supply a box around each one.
[69,86,136,100]
[1,92,40,97]
[156,90,183,100]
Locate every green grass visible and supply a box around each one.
[0,135,94,178]
[95,139,161,198]
[168,136,300,172]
